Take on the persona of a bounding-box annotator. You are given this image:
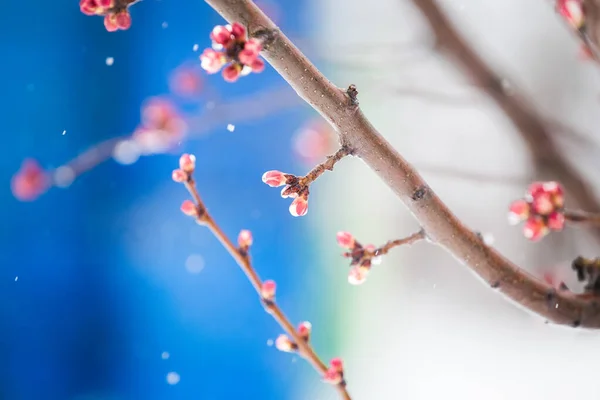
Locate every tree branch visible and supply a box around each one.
[204,0,600,328]
[408,0,600,241]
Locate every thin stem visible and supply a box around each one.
[376,229,426,257]
[205,0,600,328]
[565,209,600,226]
[182,180,351,400]
[302,147,350,186]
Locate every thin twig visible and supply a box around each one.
[565,209,600,225]
[376,229,426,257]
[181,177,352,400]
[302,147,350,185]
[205,0,600,328]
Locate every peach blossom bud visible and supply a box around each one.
[238,229,253,248]
[323,369,343,385]
[261,279,276,301]
[275,334,295,352]
[97,0,114,8]
[230,22,246,39]
[210,25,232,45]
[508,199,530,225]
[115,11,132,30]
[200,49,225,74]
[250,58,265,73]
[289,196,308,217]
[527,181,545,199]
[11,159,48,201]
[348,265,369,285]
[171,169,187,183]
[330,357,343,373]
[179,153,196,173]
[336,232,355,249]
[180,200,197,216]
[222,64,241,82]
[523,217,549,242]
[262,170,288,187]
[532,193,554,216]
[297,321,312,340]
[557,0,584,29]
[79,0,97,15]
[104,14,119,32]
[544,181,564,208]
[547,212,565,231]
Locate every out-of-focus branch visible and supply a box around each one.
[409,0,600,241]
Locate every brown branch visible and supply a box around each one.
[205,0,600,328]
[565,209,600,225]
[180,174,351,400]
[375,229,427,257]
[408,0,600,241]
[302,147,350,186]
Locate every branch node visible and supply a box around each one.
[346,84,359,106]
[411,185,429,201]
[252,28,278,48]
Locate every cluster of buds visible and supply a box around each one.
[572,256,600,294]
[262,171,309,217]
[508,181,565,241]
[336,232,382,285]
[556,0,585,30]
[200,23,265,82]
[323,358,345,386]
[172,153,196,184]
[79,0,135,32]
[133,97,187,155]
[274,321,312,352]
[11,159,49,202]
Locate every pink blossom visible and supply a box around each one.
[180,200,197,217]
[262,170,288,187]
[336,232,355,249]
[200,49,225,74]
[261,280,276,301]
[11,159,49,201]
[289,196,308,217]
[222,64,241,82]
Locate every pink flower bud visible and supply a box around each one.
[275,334,295,352]
[250,58,265,73]
[532,193,554,216]
[11,159,49,202]
[336,232,355,249]
[330,357,343,373]
[79,0,98,15]
[238,229,253,248]
[547,211,565,231]
[230,22,246,40]
[323,369,343,385]
[261,279,276,301]
[104,14,119,32]
[544,181,564,208]
[210,25,232,46]
[523,217,549,242]
[527,181,545,199]
[289,196,308,217]
[200,49,225,74]
[180,200,197,216]
[97,0,114,8]
[348,265,369,285]
[115,11,132,30]
[557,0,584,29]
[222,64,241,82]
[179,153,196,173]
[508,199,530,225]
[297,321,312,340]
[262,170,288,187]
[171,169,187,183]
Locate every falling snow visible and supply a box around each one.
[185,254,205,274]
[14,276,18,282]
[193,44,199,51]
[227,124,235,132]
[106,57,114,66]
[161,351,170,360]
[166,372,180,385]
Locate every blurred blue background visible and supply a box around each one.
[0,1,341,399]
